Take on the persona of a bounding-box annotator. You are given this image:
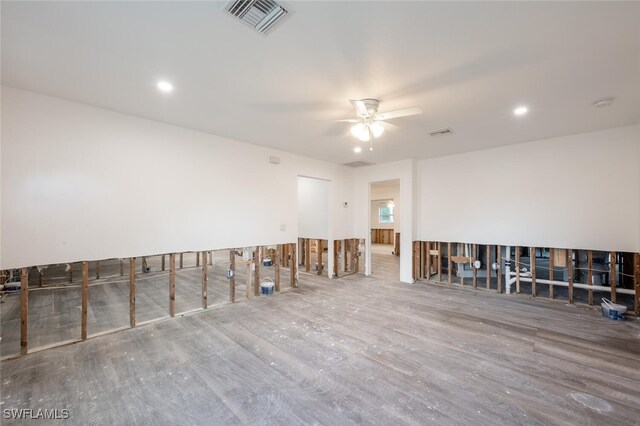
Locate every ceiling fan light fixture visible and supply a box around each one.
[358,131,370,142]
[370,121,384,138]
[350,123,366,138]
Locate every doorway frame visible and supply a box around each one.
[366,178,410,282]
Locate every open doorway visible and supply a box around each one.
[369,179,400,279]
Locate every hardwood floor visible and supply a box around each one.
[1,253,639,425]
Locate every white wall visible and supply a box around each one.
[3,87,638,275]
[1,86,355,268]
[417,124,640,253]
[297,176,329,239]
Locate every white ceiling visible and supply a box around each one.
[2,1,639,165]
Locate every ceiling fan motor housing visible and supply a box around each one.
[360,98,380,117]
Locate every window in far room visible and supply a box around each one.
[379,203,394,224]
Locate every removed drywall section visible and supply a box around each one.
[0,86,355,268]
[418,124,640,252]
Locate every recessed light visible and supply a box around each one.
[353,146,362,153]
[592,97,615,108]
[157,81,173,93]
[513,106,528,116]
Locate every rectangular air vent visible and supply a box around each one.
[343,161,375,168]
[225,0,288,34]
[428,128,454,137]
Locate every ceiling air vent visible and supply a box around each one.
[343,161,375,168]
[225,0,288,34]
[428,128,454,137]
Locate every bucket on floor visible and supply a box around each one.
[262,257,273,267]
[261,278,275,295]
[601,298,626,320]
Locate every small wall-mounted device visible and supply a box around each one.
[473,260,481,269]
[226,269,234,279]
[343,201,348,208]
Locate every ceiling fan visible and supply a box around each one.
[335,99,423,151]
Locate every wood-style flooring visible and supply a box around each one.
[1,253,639,425]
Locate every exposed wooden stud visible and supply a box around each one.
[587,250,593,305]
[96,261,100,280]
[305,239,311,272]
[472,244,478,288]
[486,245,491,289]
[447,242,452,285]
[20,267,29,355]
[568,249,574,304]
[333,240,339,278]
[38,269,43,287]
[317,240,323,275]
[162,255,165,271]
[549,248,555,299]
[285,244,289,268]
[119,259,124,277]
[530,247,536,297]
[420,241,427,278]
[394,232,400,257]
[610,251,616,303]
[437,242,442,282]
[634,253,640,315]
[202,251,208,309]
[515,247,521,293]
[246,260,252,299]
[179,253,183,269]
[81,261,88,340]
[209,251,213,266]
[354,239,360,273]
[141,257,146,273]
[196,252,200,267]
[129,257,135,328]
[274,247,280,292]
[169,254,176,317]
[290,242,298,288]
[459,246,464,286]
[416,241,420,280]
[451,255,475,264]
[229,250,236,303]
[426,241,431,280]
[343,239,349,272]
[254,247,261,297]
[69,264,73,283]
[496,245,502,293]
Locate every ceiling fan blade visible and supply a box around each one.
[379,121,399,132]
[350,99,369,118]
[328,118,359,123]
[375,106,423,121]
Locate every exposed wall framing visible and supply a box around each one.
[413,240,640,316]
[2,243,304,360]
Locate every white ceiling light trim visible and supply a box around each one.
[513,106,528,116]
[157,81,173,93]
